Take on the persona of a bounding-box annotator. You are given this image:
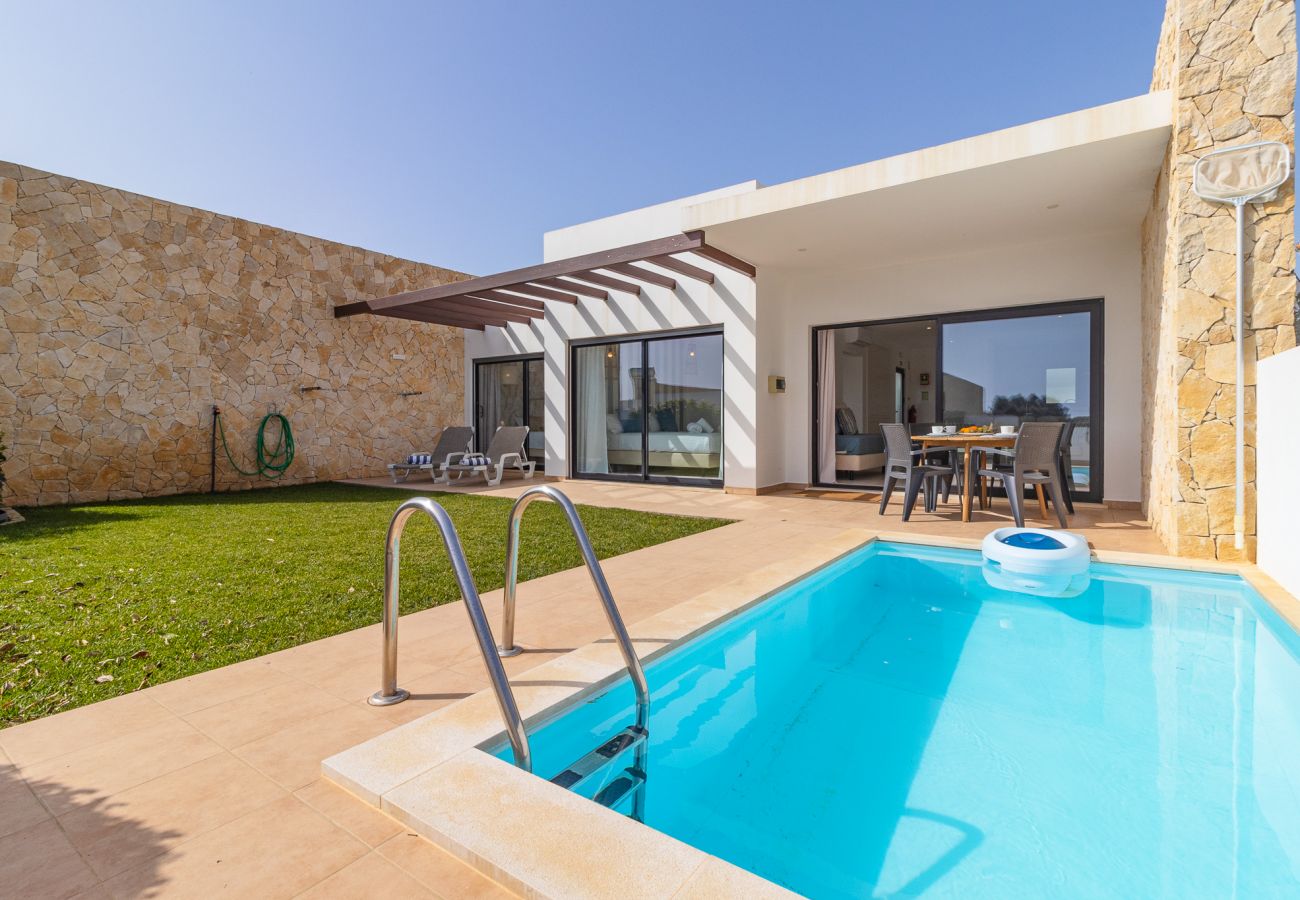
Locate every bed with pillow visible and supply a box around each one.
[606,409,721,470]
[833,407,886,475]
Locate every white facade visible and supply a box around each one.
[1258,347,1300,597]
[758,231,1142,498]
[464,93,1171,500]
[464,185,762,488]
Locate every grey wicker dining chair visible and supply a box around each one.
[971,421,1069,528]
[879,423,953,521]
[911,423,962,497]
[1057,420,1077,515]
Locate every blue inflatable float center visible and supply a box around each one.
[998,531,1066,551]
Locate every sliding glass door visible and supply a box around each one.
[811,319,938,490]
[572,331,723,485]
[940,303,1101,501]
[574,341,643,477]
[812,299,1102,502]
[475,355,544,462]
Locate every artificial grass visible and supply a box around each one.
[0,482,730,727]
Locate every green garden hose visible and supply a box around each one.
[216,411,295,479]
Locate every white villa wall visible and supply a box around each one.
[1257,347,1300,598]
[467,224,1142,498]
[464,186,762,488]
[756,229,1144,500]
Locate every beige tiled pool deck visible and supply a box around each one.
[0,479,1241,898]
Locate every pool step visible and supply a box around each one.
[552,724,649,817]
[550,724,648,794]
[592,767,646,811]
[551,728,647,816]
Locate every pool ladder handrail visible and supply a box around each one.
[498,484,650,735]
[368,496,533,773]
[369,487,650,793]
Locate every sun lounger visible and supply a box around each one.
[387,426,474,483]
[439,425,535,486]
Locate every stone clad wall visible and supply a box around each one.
[0,161,467,506]
[1140,0,1296,559]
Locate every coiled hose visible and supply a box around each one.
[216,411,295,479]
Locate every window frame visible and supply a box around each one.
[810,298,1104,503]
[569,327,725,488]
[473,353,544,460]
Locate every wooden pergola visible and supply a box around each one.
[334,231,756,330]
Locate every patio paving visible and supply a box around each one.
[0,480,1164,897]
[341,474,1167,555]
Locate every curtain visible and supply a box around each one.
[575,346,609,474]
[818,330,838,483]
[477,364,502,451]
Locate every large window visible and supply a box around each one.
[572,331,723,485]
[940,305,1099,498]
[475,356,543,462]
[812,299,1103,502]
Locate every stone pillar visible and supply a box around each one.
[1142,0,1296,560]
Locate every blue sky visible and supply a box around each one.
[2,1,1165,275]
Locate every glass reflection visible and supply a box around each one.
[645,334,723,479]
[941,311,1093,492]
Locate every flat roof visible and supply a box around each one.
[681,92,1172,268]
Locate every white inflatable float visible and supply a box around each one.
[981,527,1091,598]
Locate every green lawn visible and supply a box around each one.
[0,482,730,727]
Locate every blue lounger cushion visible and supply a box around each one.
[836,434,884,455]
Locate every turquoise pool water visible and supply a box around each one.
[494,542,1300,898]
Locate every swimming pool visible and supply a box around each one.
[493,541,1300,898]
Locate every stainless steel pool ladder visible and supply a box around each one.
[368,496,534,771]
[500,485,651,818]
[368,488,650,818]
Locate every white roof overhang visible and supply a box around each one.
[683,92,1172,269]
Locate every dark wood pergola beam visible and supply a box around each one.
[429,295,540,322]
[646,254,715,284]
[334,231,706,317]
[467,290,545,311]
[565,270,643,297]
[499,282,579,304]
[689,242,757,277]
[531,276,608,301]
[386,307,489,330]
[335,231,757,328]
[605,262,676,290]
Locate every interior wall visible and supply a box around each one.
[862,344,896,429]
[833,333,865,427]
[759,229,1143,499]
[906,345,936,422]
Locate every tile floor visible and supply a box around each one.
[0,479,1166,898]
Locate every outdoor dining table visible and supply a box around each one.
[916,432,1017,523]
